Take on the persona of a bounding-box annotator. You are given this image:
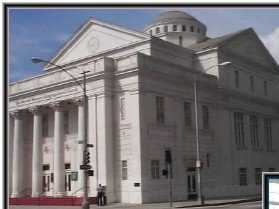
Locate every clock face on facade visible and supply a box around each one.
[87,36,99,53]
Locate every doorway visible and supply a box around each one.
[187,167,197,199]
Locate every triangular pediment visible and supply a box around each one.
[221,28,278,70]
[46,19,148,68]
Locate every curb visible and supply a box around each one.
[175,198,261,208]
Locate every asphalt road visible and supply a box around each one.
[9,201,262,209]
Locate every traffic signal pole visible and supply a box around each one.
[81,71,90,209]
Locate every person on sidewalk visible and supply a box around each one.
[97,184,103,206]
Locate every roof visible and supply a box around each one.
[145,10,204,30]
[188,28,252,52]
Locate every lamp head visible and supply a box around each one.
[218,61,231,66]
[31,57,45,64]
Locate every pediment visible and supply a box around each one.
[46,19,148,68]
[221,29,278,70]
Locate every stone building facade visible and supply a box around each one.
[8,11,279,203]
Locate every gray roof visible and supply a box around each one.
[188,28,252,52]
[150,11,200,25]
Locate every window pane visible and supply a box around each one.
[184,102,191,127]
[122,160,128,180]
[156,96,164,124]
[202,105,209,129]
[239,168,247,186]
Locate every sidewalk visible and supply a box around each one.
[9,197,261,209]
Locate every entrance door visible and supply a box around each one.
[187,168,197,199]
[42,173,51,195]
[65,172,72,192]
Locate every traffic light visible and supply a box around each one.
[162,169,168,178]
[165,149,172,164]
[84,150,90,165]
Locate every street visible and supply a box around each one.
[9,201,261,209]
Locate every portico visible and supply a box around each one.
[9,99,88,198]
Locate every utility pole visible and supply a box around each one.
[193,77,204,205]
[31,58,92,209]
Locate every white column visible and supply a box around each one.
[52,103,65,197]
[11,111,24,197]
[76,99,85,196]
[30,107,42,197]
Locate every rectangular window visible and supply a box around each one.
[164,25,168,32]
[64,111,69,134]
[250,115,259,148]
[151,160,160,179]
[234,112,245,148]
[120,96,126,120]
[202,105,209,130]
[182,25,186,31]
[156,27,160,34]
[65,163,71,170]
[255,168,262,185]
[156,96,165,124]
[121,160,128,180]
[179,36,183,46]
[173,25,177,31]
[42,164,50,171]
[264,81,268,96]
[184,102,192,127]
[206,153,210,167]
[42,114,49,137]
[234,71,239,88]
[264,118,272,151]
[250,76,254,92]
[239,168,248,186]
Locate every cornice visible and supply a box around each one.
[218,86,279,108]
[9,71,106,99]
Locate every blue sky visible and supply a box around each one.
[9,7,279,82]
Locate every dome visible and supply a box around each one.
[150,11,198,25]
[143,10,207,47]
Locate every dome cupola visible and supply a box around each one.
[144,11,207,47]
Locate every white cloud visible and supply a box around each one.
[261,27,279,64]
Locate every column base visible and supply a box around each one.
[31,192,40,197]
[53,192,66,197]
[10,192,22,198]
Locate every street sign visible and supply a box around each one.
[87,144,94,148]
[80,164,92,170]
[71,171,78,181]
[88,170,94,176]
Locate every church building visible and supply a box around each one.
[8,11,279,204]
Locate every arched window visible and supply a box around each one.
[179,36,183,46]
[190,26,194,32]
[164,25,168,33]
[156,27,160,34]
[182,25,186,31]
[173,25,177,31]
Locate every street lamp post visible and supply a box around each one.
[193,61,231,205]
[31,58,90,209]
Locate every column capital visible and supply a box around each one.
[73,97,84,106]
[10,110,24,119]
[50,102,64,111]
[29,106,42,115]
